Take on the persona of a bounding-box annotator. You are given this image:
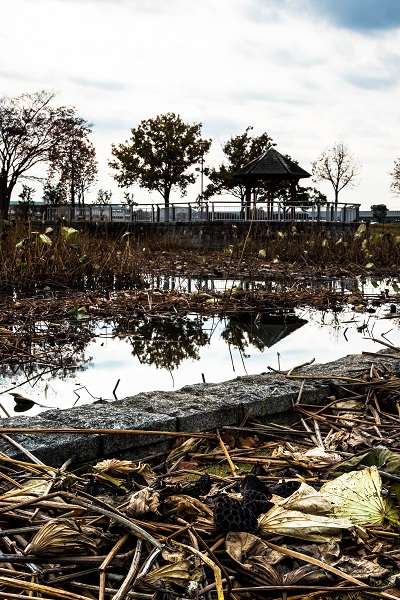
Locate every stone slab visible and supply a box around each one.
[0,350,397,467]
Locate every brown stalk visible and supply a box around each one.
[98,534,129,600]
[111,538,143,600]
[216,429,238,477]
[0,575,91,600]
[0,427,216,440]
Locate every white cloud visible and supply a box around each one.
[1,0,400,207]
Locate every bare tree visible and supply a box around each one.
[0,90,95,218]
[312,140,360,204]
[390,159,400,196]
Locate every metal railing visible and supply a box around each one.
[37,200,360,224]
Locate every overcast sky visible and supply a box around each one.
[2,0,400,209]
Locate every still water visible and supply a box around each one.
[1,301,399,417]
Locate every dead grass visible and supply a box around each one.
[1,220,400,294]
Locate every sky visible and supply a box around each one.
[1,0,400,209]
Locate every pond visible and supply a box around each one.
[1,295,399,417]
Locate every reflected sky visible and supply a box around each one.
[0,302,399,417]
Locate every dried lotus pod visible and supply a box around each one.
[25,519,98,557]
[185,474,212,499]
[212,495,258,533]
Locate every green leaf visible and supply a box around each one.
[67,304,89,321]
[38,234,52,247]
[61,226,79,244]
[321,466,400,526]
[354,223,367,239]
[119,232,135,244]
[15,238,28,250]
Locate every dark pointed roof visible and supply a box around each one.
[234,148,311,180]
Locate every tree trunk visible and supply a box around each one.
[164,188,170,222]
[0,173,12,220]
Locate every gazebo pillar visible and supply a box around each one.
[290,180,297,221]
[245,184,251,220]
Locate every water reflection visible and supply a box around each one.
[114,315,210,370]
[111,312,305,371]
[1,288,400,415]
[222,313,308,353]
[147,274,400,298]
[0,310,310,413]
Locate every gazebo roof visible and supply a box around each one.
[234,147,311,180]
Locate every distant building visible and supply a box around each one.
[359,210,400,222]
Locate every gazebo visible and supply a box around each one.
[234,147,311,220]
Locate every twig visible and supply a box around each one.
[0,427,216,440]
[216,429,237,477]
[263,540,368,588]
[111,539,143,600]
[99,534,129,600]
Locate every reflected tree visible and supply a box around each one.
[114,316,209,370]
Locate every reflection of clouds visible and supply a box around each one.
[2,306,400,416]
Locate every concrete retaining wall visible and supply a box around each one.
[46,220,359,250]
[0,350,396,467]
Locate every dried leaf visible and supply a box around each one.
[221,432,236,449]
[333,555,389,580]
[273,445,342,468]
[142,560,191,588]
[226,531,285,566]
[94,459,155,479]
[258,505,353,542]
[126,487,161,516]
[278,482,333,515]
[167,494,213,518]
[25,519,98,557]
[238,435,258,448]
[167,437,201,460]
[1,478,50,501]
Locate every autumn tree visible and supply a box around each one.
[96,189,112,204]
[204,126,275,203]
[43,179,67,205]
[311,140,360,205]
[390,159,400,196]
[48,117,97,205]
[371,204,388,223]
[109,113,211,210]
[0,90,96,219]
[15,184,36,220]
